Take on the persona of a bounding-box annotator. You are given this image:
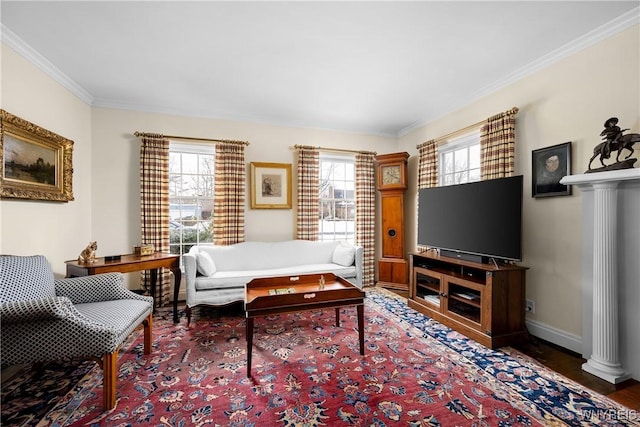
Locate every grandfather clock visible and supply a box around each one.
[375,152,409,291]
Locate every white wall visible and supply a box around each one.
[1,44,93,277]
[2,23,639,367]
[2,39,395,287]
[398,25,639,354]
[90,108,395,255]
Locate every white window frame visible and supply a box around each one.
[168,142,215,264]
[318,153,356,244]
[438,130,481,186]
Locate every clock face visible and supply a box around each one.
[382,165,401,185]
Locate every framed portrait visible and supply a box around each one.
[532,142,571,198]
[250,162,292,209]
[1,110,74,202]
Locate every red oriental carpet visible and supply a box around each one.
[2,288,638,426]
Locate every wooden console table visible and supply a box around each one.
[65,252,181,323]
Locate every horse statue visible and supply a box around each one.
[587,117,640,171]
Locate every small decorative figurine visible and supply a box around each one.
[78,241,98,263]
[587,117,639,173]
[319,275,325,290]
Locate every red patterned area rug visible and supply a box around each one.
[2,288,638,426]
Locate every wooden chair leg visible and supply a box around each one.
[103,351,118,410]
[143,313,153,355]
[186,305,192,326]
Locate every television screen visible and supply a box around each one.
[417,175,523,262]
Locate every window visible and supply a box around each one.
[439,131,481,186]
[319,154,356,244]
[169,142,215,261]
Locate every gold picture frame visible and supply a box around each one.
[250,162,292,209]
[1,110,74,202]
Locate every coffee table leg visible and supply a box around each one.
[335,307,340,326]
[357,304,365,356]
[246,317,254,377]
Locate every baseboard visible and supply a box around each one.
[525,318,583,354]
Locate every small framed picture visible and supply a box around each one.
[532,142,571,198]
[250,162,292,209]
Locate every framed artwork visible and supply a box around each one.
[532,142,571,198]
[250,162,292,209]
[1,110,74,202]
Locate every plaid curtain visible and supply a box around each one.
[480,109,517,179]
[416,140,438,252]
[355,152,376,287]
[295,146,319,240]
[139,134,171,306]
[213,142,247,245]
[417,140,438,189]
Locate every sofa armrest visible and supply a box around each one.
[0,296,74,323]
[55,273,153,305]
[354,245,364,288]
[183,248,198,306]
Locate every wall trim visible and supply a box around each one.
[526,318,583,355]
[1,24,94,105]
[3,7,638,138]
[398,7,640,137]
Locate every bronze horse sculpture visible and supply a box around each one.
[588,117,640,171]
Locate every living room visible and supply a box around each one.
[1,2,639,424]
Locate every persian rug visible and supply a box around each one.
[2,288,638,426]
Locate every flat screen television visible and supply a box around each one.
[417,175,523,262]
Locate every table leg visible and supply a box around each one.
[335,307,341,326]
[171,266,181,323]
[246,317,254,377]
[150,268,157,313]
[357,304,365,356]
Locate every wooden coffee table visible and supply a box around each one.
[245,273,365,377]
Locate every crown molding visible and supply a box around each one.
[3,6,638,139]
[1,24,94,105]
[398,7,640,137]
[92,98,398,138]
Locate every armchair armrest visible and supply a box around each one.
[354,245,364,288]
[1,296,74,323]
[55,273,153,305]
[183,250,198,306]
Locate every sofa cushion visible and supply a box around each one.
[196,251,217,277]
[197,240,342,272]
[195,263,357,291]
[75,299,152,350]
[332,243,356,267]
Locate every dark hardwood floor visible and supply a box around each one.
[387,288,640,410]
[514,337,640,411]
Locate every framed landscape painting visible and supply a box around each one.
[250,162,291,209]
[1,110,74,202]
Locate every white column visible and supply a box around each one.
[581,182,630,383]
[561,169,639,384]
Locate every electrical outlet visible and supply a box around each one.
[525,299,535,314]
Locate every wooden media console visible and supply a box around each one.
[408,251,528,349]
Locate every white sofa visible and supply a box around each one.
[183,240,363,324]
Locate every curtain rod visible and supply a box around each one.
[134,131,249,145]
[291,144,376,156]
[418,107,519,148]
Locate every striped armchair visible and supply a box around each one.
[0,255,154,410]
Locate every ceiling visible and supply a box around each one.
[1,1,638,137]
